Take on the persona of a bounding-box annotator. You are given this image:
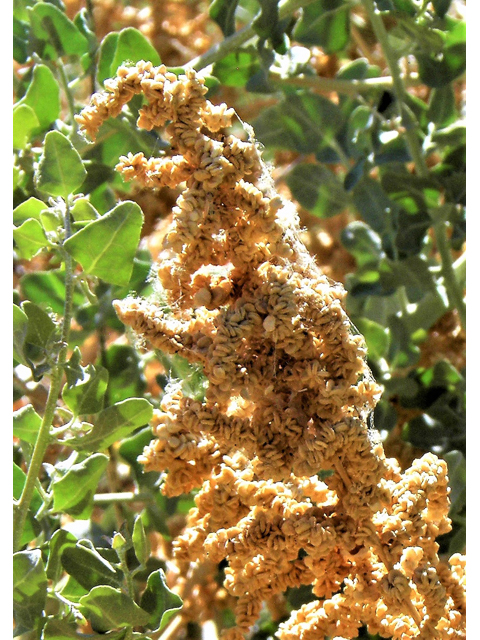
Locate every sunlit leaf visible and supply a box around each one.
[35,131,87,198]
[80,586,151,631]
[64,398,153,452]
[97,28,161,85]
[52,454,109,518]
[64,201,144,287]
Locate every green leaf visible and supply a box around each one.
[97,28,161,85]
[29,2,89,57]
[352,176,398,237]
[35,131,87,198]
[22,300,57,349]
[43,619,131,639]
[209,0,239,37]
[132,515,150,565]
[293,0,350,53]
[416,43,466,88]
[13,218,48,259]
[13,463,43,546]
[104,344,147,405]
[341,221,383,269]
[13,404,42,445]
[140,569,183,631]
[254,92,345,155]
[80,586,151,632]
[13,197,47,225]
[21,269,86,316]
[65,398,154,452]
[71,197,99,221]
[15,64,60,130]
[253,0,284,50]
[13,303,29,365]
[61,542,123,592]
[427,85,457,128]
[13,104,40,149]
[64,201,144,286]
[432,0,451,17]
[62,348,109,416]
[354,317,390,360]
[52,453,109,518]
[286,163,349,218]
[45,529,78,582]
[212,47,261,87]
[13,550,47,630]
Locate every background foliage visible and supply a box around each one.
[13,0,466,638]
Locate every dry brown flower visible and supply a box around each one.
[76,62,466,640]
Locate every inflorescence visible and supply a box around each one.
[76,62,466,640]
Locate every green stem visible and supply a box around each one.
[93,491,154,504]
[188,0,320,70]
[362,0,466,329]
[13,201,75,552]
[435,221,466,328]
[269,69,421,97]
[361,0,429,177]
[57,60,78,133]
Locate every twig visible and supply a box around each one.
[188,0,320,70]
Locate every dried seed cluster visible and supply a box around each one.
[77,62,466,639]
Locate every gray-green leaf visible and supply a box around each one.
[13,404,42,445]
[52,453,109,518]
[63,201,144,286]
[13,550,47,630]
[64,398,153,452]
[35,130,87,199]
[140,569,183,631]
[80,586,151,631]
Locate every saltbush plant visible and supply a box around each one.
[13,1,465,639]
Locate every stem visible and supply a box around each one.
[435,222,466,328]
[269,70,421,97]
[93,492,154,504]
[188,0,320,70]
[361,0,429,177]
[362,0,466,329]
[57,60,78,133]
[13,201,75,552]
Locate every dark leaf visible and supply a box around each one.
[209,0,239,37]
[254,92,345,155]
[13,550,47,630]
[293,0,350,53]
[45,528,78,582]
[286,162,349,217]
[61,542,123,591]
[62,348,109,416]
[140,569,183,631]
[29,2,89,57]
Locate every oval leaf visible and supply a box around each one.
[65,398,153,452]
[64,201,144,286]
[52,453,109,518]
[80,585,151,631]
[35,131,87,198]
